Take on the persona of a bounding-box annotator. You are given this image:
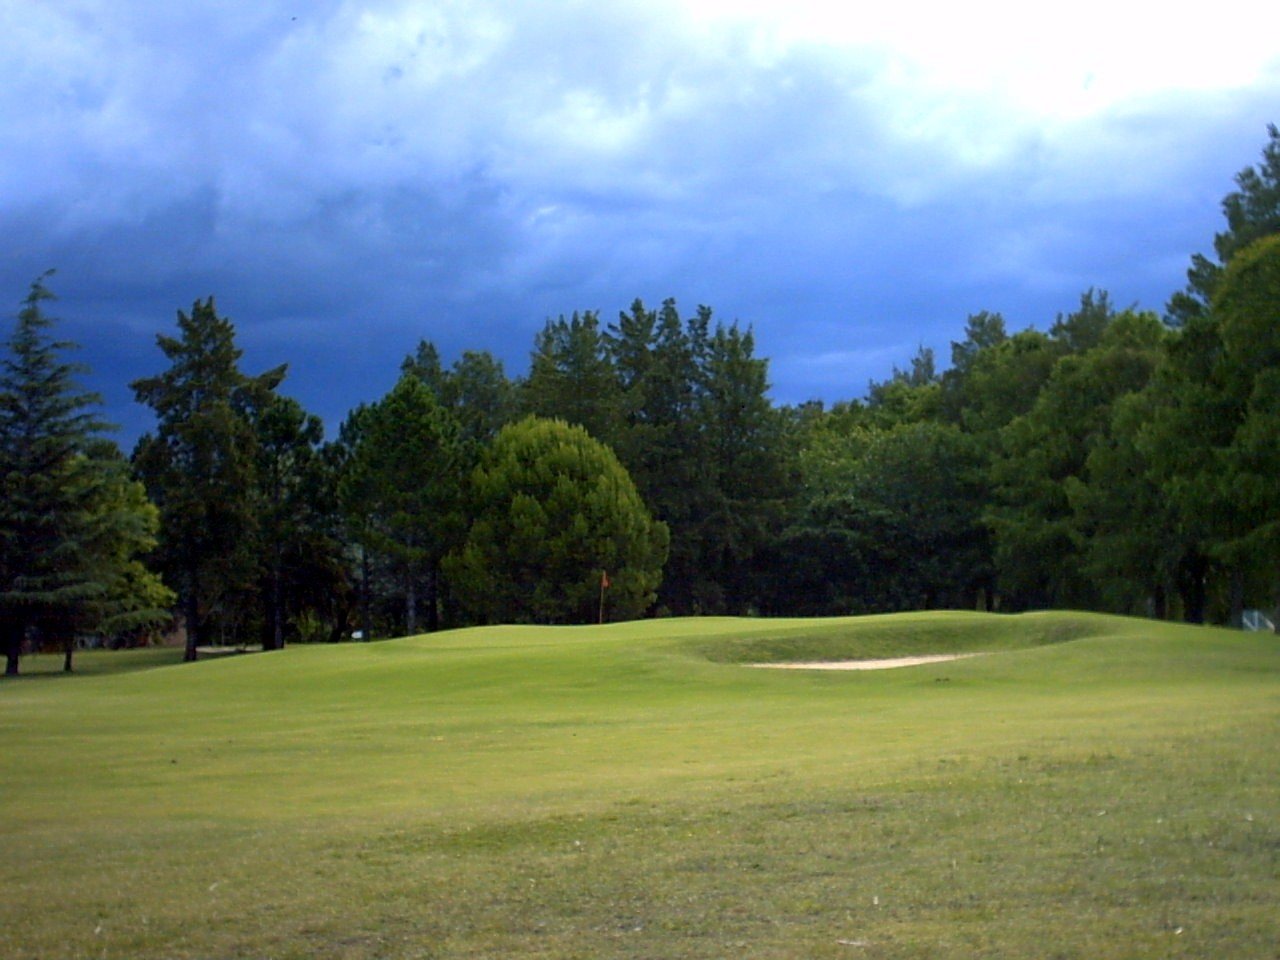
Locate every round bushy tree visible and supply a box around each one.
[446,416,668,624]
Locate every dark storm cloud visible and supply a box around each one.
[2,1,1277,439]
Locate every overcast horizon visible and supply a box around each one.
[3,1,1278,443]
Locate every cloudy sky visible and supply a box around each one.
[3,0,1278,441]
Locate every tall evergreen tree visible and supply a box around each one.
[952,328,1061,439]
[1049,289,1115,354]
[939,311,1007,424]
[1167,124,1280,326]
[441,350,518,446]
[697,320,793,612]
[866,345,943,426]
[401,341,516,446]
[400,339,447,395]
[1,274,170,675]
[1206,234,1280,627]
[253,394,349,648]
[1075,384,1183,618]
[132,298,284,660]
[331,403,378,641]
[949,311,1008,378]
[523,311,623,446]
[338,374,468,635]
[606,299,708,614]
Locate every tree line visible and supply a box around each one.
[2,126,1277,672]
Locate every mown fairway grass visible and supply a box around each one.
[2,612,1277,959]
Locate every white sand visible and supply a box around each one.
[749,653,984,671]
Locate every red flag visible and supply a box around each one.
[601,570,611,589]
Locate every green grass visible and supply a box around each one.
[1,611,1277,959]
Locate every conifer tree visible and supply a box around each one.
[445,416,668,624]
[697,320,792,612]
[523,311,623,446]
[1,274,170,675]
[606,299,707,614]
[338,374,468,634]
[132,298,284,659]
[253,394,348,648]
[1168,124,1280,325]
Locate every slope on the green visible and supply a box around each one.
[1,611,1276,959]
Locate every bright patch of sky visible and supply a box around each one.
[686,0,1273,111]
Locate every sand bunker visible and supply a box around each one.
[750,653,984,671]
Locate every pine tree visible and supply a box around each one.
[697,320,792,612]
[338,374,468,634]
[441,350,517,446]
[253,394,348,648]
[445,416,668,624]
[132,298,284,660]
[401,342,517,446]
[1,273,170,675]
[523,311,623,446]
[1167,124,1280,326]
[605,299,706,614]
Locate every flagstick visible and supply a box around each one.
[598,573,606,624]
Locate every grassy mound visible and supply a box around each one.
[2,612,1276,958]
[687,610,1104,663]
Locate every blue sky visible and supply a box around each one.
[2,0,1278,442]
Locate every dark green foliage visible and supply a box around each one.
[989,309,1167,610]
[1136,236,1280,625]
[948,311,1008,378]
[696,320,794,612]
[446,417,668,624]
[523,299,790,616]
[1206,235,1280,621]
[74,441,175,646]
[867,345,941,424]
[440,350,518,445]
[1049,288,1114,353]
[1069,383,1180,617]
[523,311,623,446]
[939,311,1007,423]
[402,342,518,446]
[254,395,351,647]
[400,339,446,394]
[1,274,171,675]
[951,328,1061,437]
[769,421,989,615]
[605,299,708,613]
[132,298,285,658]
[1167,124,1280,325]
[339,374,468,634]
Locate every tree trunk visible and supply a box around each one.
[184,574,200,662]
[268,552,284,651]
[2,620,21,676]
[405,579,417,637]
[427,563,440,633]
[63,638,74,673]
[1151,582,1168,621]
[1229,568,1245,629]
[1178,552,1208,624]
[360,547,372,642]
